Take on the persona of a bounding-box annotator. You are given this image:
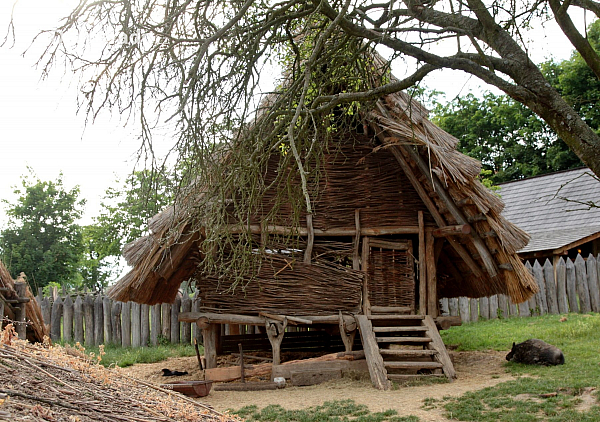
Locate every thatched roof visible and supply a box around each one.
[109,54,537,307]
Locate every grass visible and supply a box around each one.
[232,400,419,422]
[438,313,600,421]
[78,342,198,368]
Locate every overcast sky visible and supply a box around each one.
[0,1,586,227]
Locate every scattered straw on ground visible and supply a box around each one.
[0,324,240,422]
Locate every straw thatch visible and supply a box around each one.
[109,51,537,309]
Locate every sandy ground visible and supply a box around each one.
[119,349,514,421]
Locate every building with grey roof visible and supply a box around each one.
[500,167,600,261]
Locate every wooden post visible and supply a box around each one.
[74,296,84,344]
[440,298,449,315]
[50,296,63,342]
[161,303,172,341]
[131,302,141,347]
[41,297,51,326]
[479,296,489,319]
[181,296,192,344]
[122,301,131,347]
[352,209,361,271]
[14,282,27,340]
[202,323,219,369]
[304,214,314,265]
[426,230,437,317]
[575,254,592,313]
[508,297,518,317]
[498,294,508,318]
[418,211,427,315]
[338,311,356,353]
[171,297,181,344]
[532,260,548,315]
[151,304,161,346]
[469,298,479,322]
[103,297,113,344]
[361,236,371,316]
[586,254,600,312]
[543,259,559,314]
[565,258,578,312]
[265,318,287,366]
[63,295,73,343]
[555,258,568,314]
[192,293,201,344]
[111,302,122,345]
[83,295,95,346]
[458,297,469,322]
[518,299,530,317]
[448,298,458,316]
[141,304,150,347]
[94,295,104,345]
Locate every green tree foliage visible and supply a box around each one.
[433,93,582,184]
[0,170,84,293]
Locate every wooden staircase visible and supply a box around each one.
[356,314,456,390]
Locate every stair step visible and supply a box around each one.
[368,315,425,320]
[379,349,437,357]
[387,373,445,381]
[384,361,443,369]
[373,326,427,333]
[376,336,432,343]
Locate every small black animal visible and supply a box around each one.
[161,368,189,377]
[506,339,565,366]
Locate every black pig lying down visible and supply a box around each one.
[506,339,565,366]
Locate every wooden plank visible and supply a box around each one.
[489,295,498,319]
[151,303,161,346]
[121,301,131,348]
[304,214,314,265]
[103,297,113,344]
[532,260,548,315]
[370,306,412,314]
[508,297,518,317]
[497,294,508,318]
[387,373,445,381]
[543,259,559,314]
[448,298,458,316]
[518,299,530,317]
[565,258,579,312]
[575,254,592,313]
[62,295,73,343]
[368,314,424,320]
[161,303,172,340]
[379,349,436,357]
[180,296,192,344]
[171,297,181,344]
[423,315,456,380]
[84,295,95,346]
[368,239,411,250]
[479,296,489,319]
[458,297,469,322]
[384,361,442,369]
[555,257,569,314]
[14,282,27,340]
[376,336,432,343]
[179,312,265,325]
[524,261,537,313]
[440,298,449,315]
[355,315,391,390]
[362,236,371,316]
[418,211,427,315]
[290,368,342,386]
[131,302,141,347]
[41,297,50,326]
[353,209,361,271]
[372,326,427,333]
[213,382,279,391]
[94,294,104,346]
[469,298,479,322]
[432,225,471,237]
[50,296,63,342]
[141,304,150,347]
[111,301,122,345]
[227,224,419,237]
[74,296,84,344]
[586,254,600,312]
[271,359,368,379]
[426,230,437,317]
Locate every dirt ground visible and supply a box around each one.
[118,349,514,421]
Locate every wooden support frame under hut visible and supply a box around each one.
[108,51,537,390]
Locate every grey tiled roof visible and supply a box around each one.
[500,168,600,253]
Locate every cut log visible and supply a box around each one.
[290,368,342,386]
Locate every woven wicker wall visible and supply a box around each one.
[368,248,415,309]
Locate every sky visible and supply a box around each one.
[0,1,588,227]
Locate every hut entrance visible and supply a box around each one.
[367,239,415,313]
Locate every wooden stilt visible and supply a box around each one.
[426,230,438,317]
[418,211,427,315]
[265,318,287,366]
[338,311,356,353]
[202,323,218,369]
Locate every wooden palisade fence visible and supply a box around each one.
[443,254,600,322]
[37,254,600,345]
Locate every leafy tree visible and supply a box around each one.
[0,170,85,293]
[433,92,582,184]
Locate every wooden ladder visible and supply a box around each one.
[356,314,456,390]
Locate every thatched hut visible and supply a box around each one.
[109,54,537,389]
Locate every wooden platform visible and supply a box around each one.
[356,314,456,390]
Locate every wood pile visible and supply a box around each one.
[0,262,48,343]
[0,324,239,422]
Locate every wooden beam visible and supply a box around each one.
[352,210,361,271]
[423,315,456,380]
[418,211,427,315]
[225,224,419,237]
[426,230,438,317]
[362,236,371,316]
[368,239,411,250]
[355,315,391,390]
[432,224,471,237]
[180,312,265,325]
[400,145,499,279]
